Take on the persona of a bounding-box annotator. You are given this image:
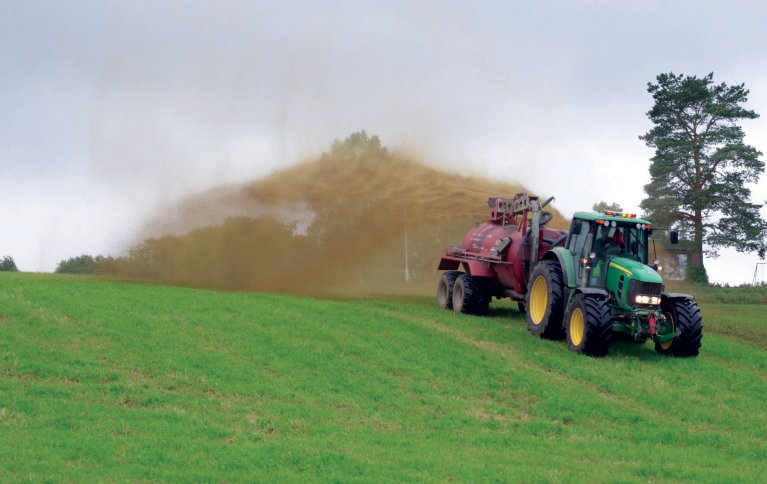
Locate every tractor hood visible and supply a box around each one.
[607,257,663,284]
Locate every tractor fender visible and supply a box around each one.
[543,247,577,289]
[661,292,695,302]
[574,287,610,299]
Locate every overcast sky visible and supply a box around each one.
[2,0,767,283]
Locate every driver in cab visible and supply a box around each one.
[594,227,624,259]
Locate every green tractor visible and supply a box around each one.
[526,211,702,357]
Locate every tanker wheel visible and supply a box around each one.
[655,298,702,357]
[437,271,462,309]
[525,259,566,340]
[452,274,490,315]
[565,294,613,357]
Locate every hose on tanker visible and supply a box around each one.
[523,210,555,243]
[540,210,553,226]
[548,232,567,248]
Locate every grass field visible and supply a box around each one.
[1,273,766,481]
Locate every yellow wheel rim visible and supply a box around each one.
[661,312,675,350]
[529,275,548,325]
[569,307,585,346]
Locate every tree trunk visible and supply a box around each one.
[692,207,704,269]
[692,145,705,270]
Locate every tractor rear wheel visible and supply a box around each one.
[655,298,702,357]
[525,259,566,339]
[452,274,490,315]
[565,294,613,357]
[437,271,462,309]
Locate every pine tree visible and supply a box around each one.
[640,72,767,280]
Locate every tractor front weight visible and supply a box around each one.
[613,310,679,343]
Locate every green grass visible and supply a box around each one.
[667,280,767,305]
[1,273,766,481]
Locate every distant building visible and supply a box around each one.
[654,238,697,281]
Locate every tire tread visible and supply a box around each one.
[437,271,461,309]
[582,296,613,357]
[657,298,702,357]
[525,259,566,340]
[453,274,490,315]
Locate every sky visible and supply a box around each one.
[2,0,767,284]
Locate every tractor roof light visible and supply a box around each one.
[604,211,637,219]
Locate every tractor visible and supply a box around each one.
[436,193,702,357]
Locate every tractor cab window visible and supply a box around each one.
[593,225,622,259]
[589,223,650,287]
[592,224,649,263]
[589,225,617,287]
[568,219,589,255]
[622,226,649,263]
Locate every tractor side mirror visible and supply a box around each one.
[670,230,679,244]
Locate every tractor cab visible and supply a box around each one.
[567,211,657,290]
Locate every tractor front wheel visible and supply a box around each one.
[525,259,566,339]
[565,294,613,357]
[655,298,702,357]
[437,271,462,309]
[452,274,490,315]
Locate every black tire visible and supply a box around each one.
[518,302,526,313]
[525,259,566,339]
[452,274,490,315]
[655,298,702,357]
[565,294,613,357]
[437,271,462,309]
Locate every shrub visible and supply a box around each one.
[55,255,112,275]
[0,256,19,272]
[687,265,709,284]
[327,131,388,160]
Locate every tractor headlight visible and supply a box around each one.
[634,295,661,305]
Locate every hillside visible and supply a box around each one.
[113,134,568,294]
[1,273,765,481]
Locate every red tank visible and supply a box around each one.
[438,193,566,298]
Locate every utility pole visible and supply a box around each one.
[404,228,410,283]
